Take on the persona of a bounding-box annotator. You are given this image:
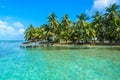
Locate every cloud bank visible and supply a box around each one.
[93,0,120,10]
[86,0,120,16]
[13,22,24,28]
[0,20,25,40]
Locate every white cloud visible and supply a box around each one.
[19,29,25,33]
[0,20,25,40]
[13,22,24,28]
[86,0,120,16]
[93,0,120,10]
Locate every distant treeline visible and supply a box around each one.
[24,3,120,44]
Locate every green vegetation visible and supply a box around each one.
[24,4,120,45]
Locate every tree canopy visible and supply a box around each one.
[25,4,120,44]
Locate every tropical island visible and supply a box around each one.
[1,1,120,80]
[22,3,120,47]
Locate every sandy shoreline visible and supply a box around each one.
[52,44,120,47]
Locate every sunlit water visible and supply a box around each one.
[0,40,120,80]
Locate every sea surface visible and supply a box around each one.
[0,40,120,80]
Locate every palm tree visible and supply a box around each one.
[92,11,105,43]
[47,13,60,42]
[61,14,71,44]
[84,23,96,43]
[70,22,79,43]
[24,3,120,45]
[115,18,120,42]
[40,24,47,39]
[104,3,120,42]
[24,24,36,41]
[42,24,55,42]
[61,14,71,29]
[76,13,89,43]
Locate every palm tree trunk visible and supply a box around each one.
[59,39,61,45]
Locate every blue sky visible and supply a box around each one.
[0,0,120,40]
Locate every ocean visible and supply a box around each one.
[0,40,120,80]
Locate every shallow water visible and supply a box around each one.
[0,41,120,80]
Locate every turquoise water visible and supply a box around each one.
[0,41,120,80]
